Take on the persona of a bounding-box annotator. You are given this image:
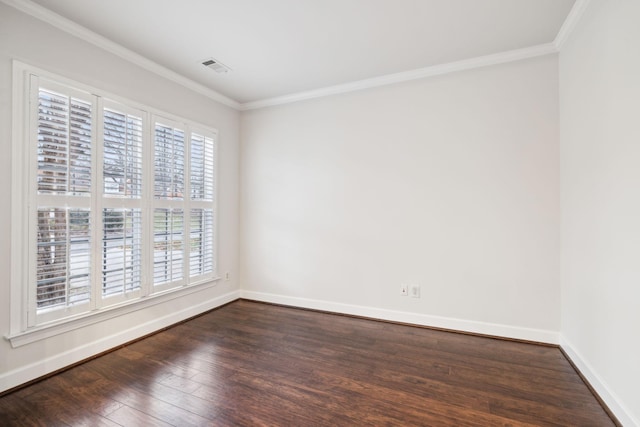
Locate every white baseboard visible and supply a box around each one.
[5,289,634,426]
[560,336,639,427]
[240,290,560,344]
[0,290,241,394]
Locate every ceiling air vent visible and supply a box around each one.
[202,58,231,74]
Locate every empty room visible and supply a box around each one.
[0,0,638,425]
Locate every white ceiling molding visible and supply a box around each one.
[0,0,241,110]
[4,0,581,112]
[554,0,592,50]
[240,43,558,111]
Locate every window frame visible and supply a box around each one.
[8,61,220,347]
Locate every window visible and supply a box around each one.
[11,64,218,336]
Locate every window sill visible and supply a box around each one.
[5,277,220,348]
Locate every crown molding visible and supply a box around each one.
[4,0,575,113]
[0,0,241,110]
[240,43,558,110]
[554,0,592,50]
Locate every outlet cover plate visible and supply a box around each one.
[410,284,420,298]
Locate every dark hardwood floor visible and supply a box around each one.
[0,300,616,426]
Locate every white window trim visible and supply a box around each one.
[7,60,220,347]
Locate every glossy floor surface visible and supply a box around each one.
[0,300,616,426]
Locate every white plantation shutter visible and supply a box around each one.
[103,108,143,197]
[99,101,145,306]
[189,209,214,276]
[153,208,184,286]
[37,88,92,195]
[154,123,185,200]
[101,208,142,297]
[34,82,95,325]
[36,208,91,309]
[188,130,216,281]
[190,133,215,201]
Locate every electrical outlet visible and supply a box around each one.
[401,284,408,296]
[410,284,420,298]
[224,272,230,281]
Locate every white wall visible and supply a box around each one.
[0,3,240,392]
[240,55,561,342]
[559,1,640,425]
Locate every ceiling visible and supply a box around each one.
[26,0,576,106]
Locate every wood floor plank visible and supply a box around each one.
[106,405,173,427]
[79,357,221,424]
[0,300,617,426]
